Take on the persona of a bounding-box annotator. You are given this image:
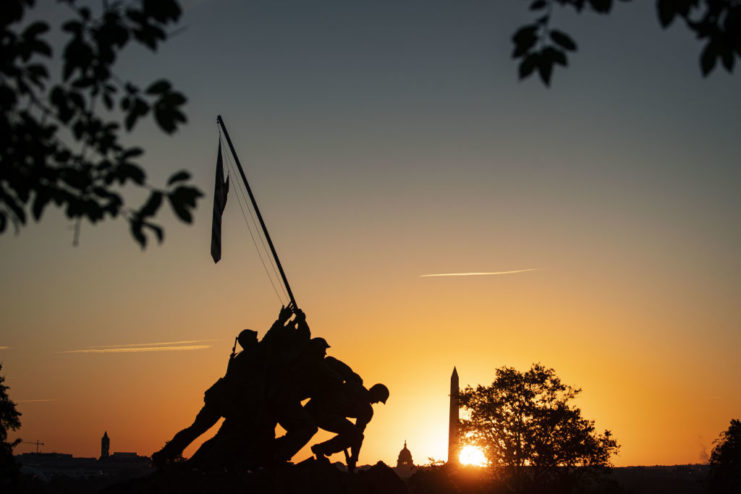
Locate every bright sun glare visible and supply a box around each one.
[459,445,488,467]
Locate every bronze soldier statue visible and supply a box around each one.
[152,306,294,467]
[153,304,389,473]
[269,337,328,462]
[187,306,319,468]
[271,335,376,464]
[307,382,389,472]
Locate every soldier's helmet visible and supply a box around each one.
[369,383,389,404]
[238,329,258,349]
[309,337,330,350]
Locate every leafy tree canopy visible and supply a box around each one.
[708,418,741,493]
[1,0,202,247]
[0,364,22,488]
[513,0,741,85]
[459,363,619,493]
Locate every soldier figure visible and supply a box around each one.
[153,304,389,472]
[186,306,316,468]
[151,306,291,467]
[270,337,329,462]
[307,382,389,471]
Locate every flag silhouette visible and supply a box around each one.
[211,142,229,263]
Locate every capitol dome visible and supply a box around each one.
[396,441,414,468]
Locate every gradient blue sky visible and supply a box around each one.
[1,0,739,466]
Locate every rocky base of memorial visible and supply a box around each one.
[102,459,408,494]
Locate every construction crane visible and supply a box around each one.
[23,440,45,453]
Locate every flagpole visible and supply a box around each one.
[216,115,298,308]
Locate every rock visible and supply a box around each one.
[102,459,409,494]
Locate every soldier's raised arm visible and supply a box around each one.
[292,307,311,340]
[261,305,293,347]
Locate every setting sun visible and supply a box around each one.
[459,445,488,467]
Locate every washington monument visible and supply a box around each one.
[448,367,459,465]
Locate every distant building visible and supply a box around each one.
[397,441,414,468]
[448,367,460,465]
[394,441,416,479]
[101,431,110,459]
[16,431,151,482]
[16,452,99,481]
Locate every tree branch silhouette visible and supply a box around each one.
[1,0,202,247]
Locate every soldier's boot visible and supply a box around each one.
[275,423,318,463]
[311,443,330,463]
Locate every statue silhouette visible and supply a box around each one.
[152,306,388,473]
[152,327,264,467]
[308,383,389,472]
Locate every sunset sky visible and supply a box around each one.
[2,0,740,468]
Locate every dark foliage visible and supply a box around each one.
[407,463,501,494]
[458,363,619,494]
[610,465,707,494]
[1,0,202,247]
[407,464,462,494]
[0,364,22,490]
[513,0,741,85]
[407,464,711,494]
[708,419,741,493]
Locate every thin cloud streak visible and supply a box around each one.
[0,346,8,350]
[79,339,216,350]
[420,268,538,278]
[17,399,56,403]
[64,345,212,354]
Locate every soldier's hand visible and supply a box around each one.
[279,305,292,321]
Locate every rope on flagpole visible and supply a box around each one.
[217,115,298,308]
[230,149,290,302]
[218,131,288,305]
[223,136,290,303]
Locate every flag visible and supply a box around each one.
[211,141,229,263]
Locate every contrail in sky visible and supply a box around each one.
[77,339,216,349]
[0,346,8,350]
[420,268,538,278]
[64,345,211,354]
[17,399,56,404]
[64,340,214,354]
